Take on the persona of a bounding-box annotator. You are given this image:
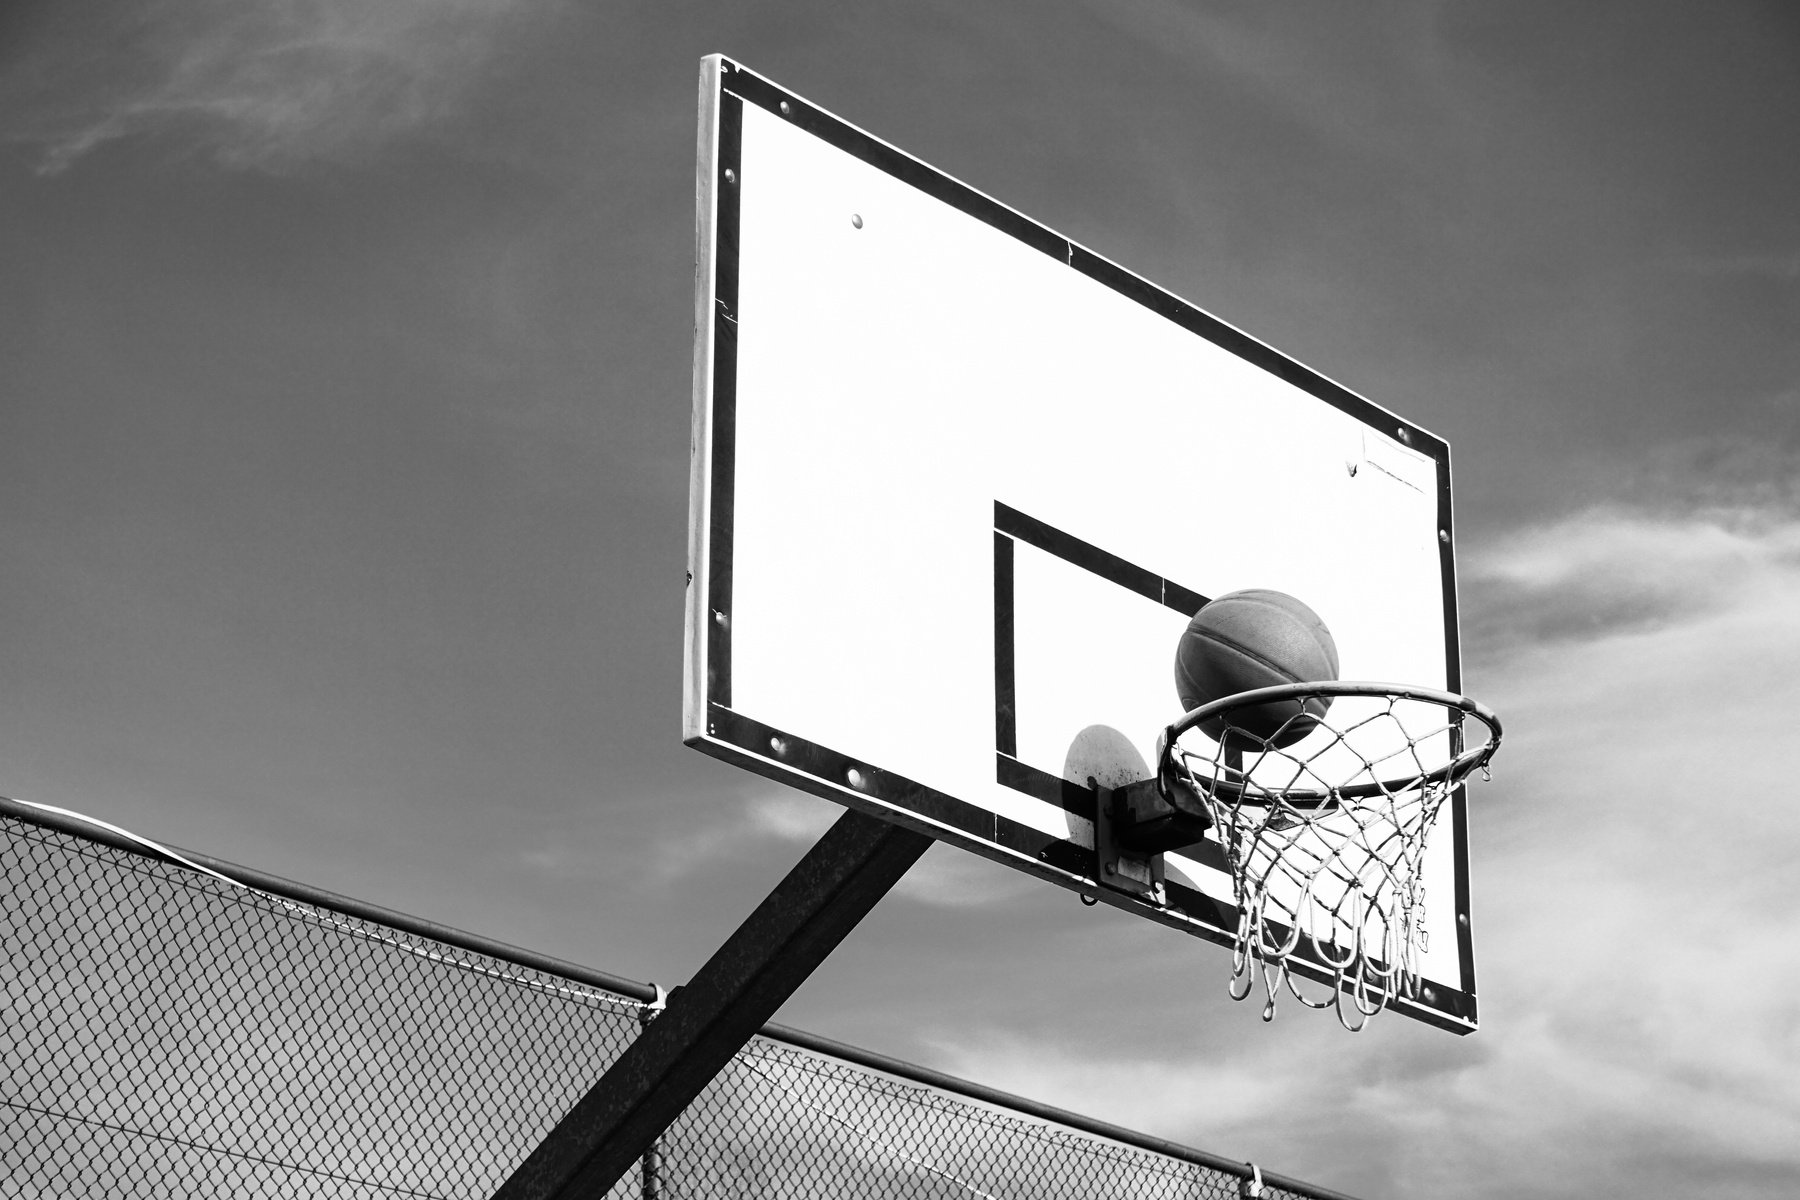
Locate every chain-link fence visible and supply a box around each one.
[1,798,1358,1200]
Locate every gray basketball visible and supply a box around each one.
[1173,590,1339,748]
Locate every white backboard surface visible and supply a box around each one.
[686,57,1477,1032]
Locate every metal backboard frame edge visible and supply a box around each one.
[683,54,1477,1033]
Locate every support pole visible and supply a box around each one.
[493,807,931,1200]
[636,991,666,1200]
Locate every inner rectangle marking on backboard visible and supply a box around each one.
[993,532,1017,758]
[994,503,1206,615]
[993,501,1205,802]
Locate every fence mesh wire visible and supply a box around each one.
[1,809,1346,1200]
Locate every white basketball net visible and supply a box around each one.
[1162,684,1500,1031]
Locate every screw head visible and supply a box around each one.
[722,167,736,184]
[1439,529,1450,544]
[851,213,863,229]
[779,101,792,116]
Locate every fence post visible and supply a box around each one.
[638,988,668,1200]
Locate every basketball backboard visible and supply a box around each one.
[684,56,1477,1032]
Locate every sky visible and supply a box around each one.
[3,2,1798,1198]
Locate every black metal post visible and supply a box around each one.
[636,995,665,1200]
[492,807,931,1200]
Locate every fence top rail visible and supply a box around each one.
[1,792,1362,1200]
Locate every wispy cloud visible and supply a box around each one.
[641,792,1037,909]
[744,792,842,844]
[5,0,551,173]
[1463,504,1800,656]
[640,791,836,884]
[934,503,1800,1199]
[1085,0,1461,167]
[891,844,1039,909]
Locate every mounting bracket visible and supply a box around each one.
[1091,771,1211,907]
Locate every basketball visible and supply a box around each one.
[1173,590,1339,748]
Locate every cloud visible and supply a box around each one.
[4,0,551,173]
[638,791,836,885]
[930,503,1800,1200]
[738,797,1039,908]
[1085,0,1462,167]
[640,792,1037,909]
[890,843,1039,909]
[1463,502,1800,658]
[744,792,842,844]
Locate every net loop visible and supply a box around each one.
[1159,681,1501,1031]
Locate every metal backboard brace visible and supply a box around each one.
[492,808,930,1200]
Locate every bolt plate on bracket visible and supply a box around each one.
[1092,778,1167,905]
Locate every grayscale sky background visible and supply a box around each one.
[4,4,1797,1198]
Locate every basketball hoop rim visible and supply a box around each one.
[1159,681,1503,808]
